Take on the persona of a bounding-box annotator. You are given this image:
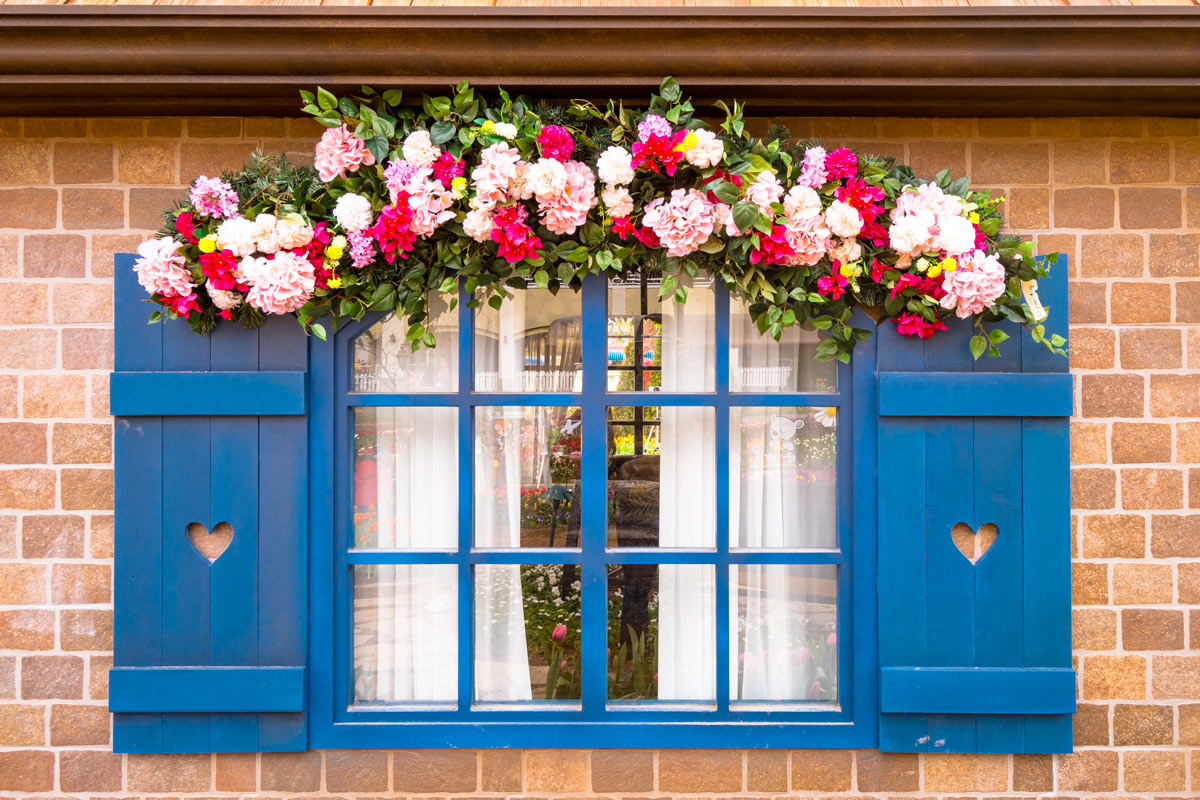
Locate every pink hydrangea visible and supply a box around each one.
[188,176,239,219]
[939,250,1006,318]
[824,147,859,181]
[797,146,828,188]
[745,171,784,214]
[314,125,375,183]
[536,125,575,162]
[239,251,315,315]
[405,171,456,237]
[470,143,522,210]
[637,114,673,142]
[781,210,833,267]
[134,237,195,297]
[538,161,597,235]
[383,159,419,202]
[889,183,968,257]
[641,189,719,258]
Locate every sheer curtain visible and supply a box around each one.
[657,279,717,700]
[356,407,458,702]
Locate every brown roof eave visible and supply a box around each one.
[1,6,1198,118]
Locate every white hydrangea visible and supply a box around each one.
[206,285,242,311]
[525,158,569,201]
[402,130,440,169]
[938,214,978,256]
[215,216,260,258]
[463,208,494,243]
[825,200,863,238]
[493,122,518,140]
[784,185,822,220]
[333,193,375,233]
[250,213,280,253]
[273,216,315,250]
[684,129,725,169]
[596,146,634,186]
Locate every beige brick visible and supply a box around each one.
[0,422,48,464]
[1152,655,1200,699]
[1151,514,1200,558]
[60,749,123,793]
[129,187,186,230]
[1007,187,1049,229]
[90,117,145,137]
[0,376,15,417]
[22,514,84,559]
[0,468,56,510]
[0,282,48,324]
[0,609,55,650]
[1012,753,1053,793]
[1179,422,1200,462]
[25,117,87,137]
[1120,186,1182,229]
[89,654,111,700]
[1110,141,1172,183]
[1070,421,1107,464]
[1122,608,1184,651]
[127,753,212,793]
[1069,281,1107,324]
[90,373,110,418]
[1083,654,1146,699]
[1073,702,1110,746]
[1121,328,1182,370]
[1073,562,1109,605]
[61,467,113,510]
[1123,750,1186,792]
[592,749,654,793]
[214,752,256,792]
[1150,374,1200,417]
[907,142,967,181]
[1111,281,1172,323]
[0,188,58,229]
[0,327,56,370]
[24,233,86,278]
[971,142,1048,184]
[1149,232,1200,277]
[1054,141,1107,184]
[22,374,87,418]
[52,422,112,464]
[324,750,389,793]
[0,516,13,559]
[526,748,587,792]
[1081,514,1144,558]
[1181,562,1200,603]
[1122,468,1183,509]
[0,563,46,605]
[0,750,55,792]
[21,654,83,700]
[1073,608,1117,650]
[49,702,110,745]
[0,141,50,185]
[392,749,477,793]
[1080,233,1143,277]
[61,608,113,650]
[90,232,144,277]
[1068,328,1114,370]
[1071,467,1116,510]
[1057,749,1119,792]
[480,748,523,793]
[1080,374,1143,418]
[118,141,178,184]
[180,142,257,183]
[186,117,243,138]
[260,750,322,792]
[1054,188,1114,229]
[53,142,115,184]
[62,187,125,230]
[0,704,45,746]
[90,513,114,559]
[52,563,111,605]
[1113,563,1173,604]
[1112,703,1173,745]
[52,281,114,324]
[1112,422,1172,464]
[790,749,851,791]
[1180,703,1200,744]
[62,327,113,371]
[924,753,1008,792]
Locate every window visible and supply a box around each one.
[314,273,876,748]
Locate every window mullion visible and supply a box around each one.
[457,282,474,712]
[714,285,731,713]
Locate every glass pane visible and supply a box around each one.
[730,298,837,393]
[607,406,714,548]
[731,565,838,703]
[474,564,582,702]
[475,406,581,548]
[607,564,715,701]
[354,407,457,550]
[353,564,458,703]
[608,277,714,393]
[352,295,458,392]
[475,288,582,392]
[730,407,837,549]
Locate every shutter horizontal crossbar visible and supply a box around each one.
[878,372,1071,417]
[110,371,306,416]
[880,667,1076,715]
[109,666,306,713]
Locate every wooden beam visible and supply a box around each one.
[1,7,1198,117]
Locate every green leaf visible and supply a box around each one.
[299,90,315,104]
[147,310,163,324]
[366,135,390,165]
[311,323,327,341]
[659,76,682,103]
[429,120,457,145]
[1049,333,1067,347]
[382,89,404,106]
[338,97,358,116]
[731,201,759,234]
[711,180,740,205]
[315,109,342,128]
[969,334,987,361]
[988,329,1010,345]
[658,274,677,298]
[534,269,550,289]
[316,86,338,112]
[567,246,591,264]
[488,294,504,310]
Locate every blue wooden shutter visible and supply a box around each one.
[110,254,308,753]
[877,256,1073,753]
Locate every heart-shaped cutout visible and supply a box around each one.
[187,521,233,563]
[951,521,998,564]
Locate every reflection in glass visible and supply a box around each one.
[475,564,582,702]
[475,406,581,548]
[607,564,715,701]
[353,407,457,550]
[730,298,836,393]
[731,565,838,703]
[352,295,458,392]
[608,277,714,392]
[475,288,582,392]
[353,564,457,703]
[607,406,714,548]
[730,407,837,549]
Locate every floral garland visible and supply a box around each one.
[134,78,1065,362]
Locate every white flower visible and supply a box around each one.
[888,215,933,256]
[493,122,518,140]
[463,208,494,243]
[206,285,242,311]
[938,214,978,256]
[814,407,837,428]
[402,129,440,169]
[273,216,314,250]
[215,216,260,258]
[784,185,822,220]
[825,200,863,238]
[745,171,784,214]
[684,129,725,169]
[525,158,568,201]
[333,193,374,233]
[830,237,862,264]
[596,146,634,186]
[251,213,280,253]
[601,185,634,218]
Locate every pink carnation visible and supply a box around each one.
[405,172,456,237]
[538,161,597,235]
[637,114,672,142]
[188,176,239,219]
[824,147,858,181]
[939,250,1007,318]
[641,188,718,258]
[314,125,376,183]
[537,125,575,162]
[383,159,419,202]
[134,237,195,297]
[797,146,828,188]
[239,251,315,315]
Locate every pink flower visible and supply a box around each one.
[817,273,848,300]
[632,131,687,177]
[537,125,575,162]
[491,204,542,263]
[602,185,634,218]
[781,211,832,267]
[939,250,1007,318]
[751,224,796,266]
[824,147,858,180]
[797,146,828,188]
[808,679,824,699]
[470,143,522,210]
[168,292,201,319]
[895,311,948,339]
[551,624,568,642]
[239,251,315,315]
[383,159,419,201]
[174,211,198,244]
[405,173,456,237]
[134,237,195,297]
[314,125,375,183]
[539,161,597,235]
[188,176,239,219]
[199,249,244,292]
[641,188,719,258]
[637,114,672,142]
[826,632,837,647]
[611,216,636,240]
[793,646,811,664]
[835,177,885,225]
[348,230,376,269]
[745,171,784,215]
[431,151,465,189]
[370,197,419,263]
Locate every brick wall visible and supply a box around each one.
[0,114,1197,796]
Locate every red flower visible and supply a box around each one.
[835,178,885,224]
[750,224,796,266]
[431,151,466,189]
[895,312,948,339]
[824,147,859,181]
[199,249,244,292]
[491,204,543,263]
[870,258,889,283]
[611,216,636,240]
[175,211,199,244]
[371,196,418,263]
[536,125,575,162]
[632,225,660,248]
[166,291,201,319]
[631,131,687,177]
[817,273,848,300]
[859,220,888,247]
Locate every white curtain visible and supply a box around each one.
[354,407,458,702]
[656,279,717,700]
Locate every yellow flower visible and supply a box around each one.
[673,131,699,152]
[326,275,343,289]
[927,264,942,279]
[451,176,468,198]
[940,256,957,273]
[480,120,496,134]
[197,237,217,253]
[325,245,344,261]
[968,212,980,224]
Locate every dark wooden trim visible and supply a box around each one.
[2,7,1199,117]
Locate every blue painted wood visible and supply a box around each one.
[110,371,307,416]
[109,667,307,712]
[112,254,309,753]
[880,668,1076,714]
[877,254,1073,754]
[878,373,1072,417]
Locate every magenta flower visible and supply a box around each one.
[823,147,859,181]
[551,623,568,642]
[537,125,575,162]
